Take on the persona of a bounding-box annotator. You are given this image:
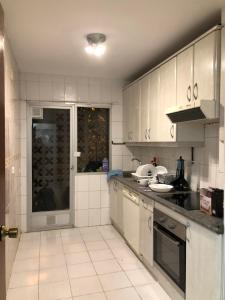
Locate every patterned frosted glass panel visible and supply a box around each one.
[77,107,109,172]
[32,108,70,212]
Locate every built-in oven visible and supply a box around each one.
[153,209,186,292]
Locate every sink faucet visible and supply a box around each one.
[131,157,142,165]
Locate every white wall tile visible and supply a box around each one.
[112,156,123,169]
[21,139,27,158]
[77,77,88,102]
[112,105,123,122]
[89,78,101,103]
[39,81,53,101]
[89,209,101,226]
[89,191,101,208]
[65,77,77,102]
[75,210,89,227]
[76,175,89,192]
[21,177,27,196]
[101,79,111,103]
[112,122,123,140]
[21,158,27,177]
[52,76,65,101]
[100,175,109,191]
[20,80,27,100]
[20,120,27,139]
[89,175,100,191]
[20,101,27,120]
[75,191,89,210]
[101,208,111,225]
[20,196,27,215]
[26,81,39,101]
[20,214,28,232]
[101,191,110,208]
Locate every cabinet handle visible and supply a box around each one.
[144,129,147,140]
[170,125,174,139]
[186,222,191,242]
[187,85,191,102]
[148,216,152,231]
[193,83,198,100]
[148,128,151,140]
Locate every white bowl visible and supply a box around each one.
[155,166,168,175]
[149,184,173,193]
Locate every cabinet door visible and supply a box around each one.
[186,222,222,300]
[130,82,140,142]
[116,184,123,233]
[139,202,153,266]
[140,76,150,142]
[176,47,193,108]
[194,31,218,106]
[109,180,118,224]
[158,58,177,141]
[123,88,129,142]
[148,69,160,141]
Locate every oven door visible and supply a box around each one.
[153,223,186,292]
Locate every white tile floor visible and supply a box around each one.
[7,225,171,300]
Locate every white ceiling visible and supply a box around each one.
[1,0,224,81]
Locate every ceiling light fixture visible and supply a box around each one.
[85,33,106,57]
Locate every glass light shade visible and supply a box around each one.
[85,43,106,57]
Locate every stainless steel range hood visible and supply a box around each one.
[166,100,218,123]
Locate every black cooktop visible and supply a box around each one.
[159,192,200,210]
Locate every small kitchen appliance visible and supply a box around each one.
[200,188,224,218]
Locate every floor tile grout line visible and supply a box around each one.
[60,230,73,300]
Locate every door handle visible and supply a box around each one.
[70,165,74,170]
[0,226,18,241]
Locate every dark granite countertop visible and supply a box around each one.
[113,176,224,234]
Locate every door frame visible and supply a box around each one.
[0,3,5,299]
[27,102,75,231]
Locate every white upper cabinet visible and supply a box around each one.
[177,47,194,108]
[158,58,177,141]
[176,30,220,110]
[123,87,130,143]
[148,69,160,142]
[123,27,220,144]
[139,76,150,142]
[123,82,140,142]
[193,31,218,106]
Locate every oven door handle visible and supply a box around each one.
[154,225,180,247]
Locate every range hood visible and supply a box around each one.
[166,100,218,123]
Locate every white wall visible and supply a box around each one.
[19,72,134,230]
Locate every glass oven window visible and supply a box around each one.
[154,224,186,291]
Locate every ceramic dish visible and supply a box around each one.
[149,184,174,193]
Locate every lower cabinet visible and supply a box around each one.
[139,197,154,268]
[123,188,140,254]
[109,180,123,233]
[186,221,222,300]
